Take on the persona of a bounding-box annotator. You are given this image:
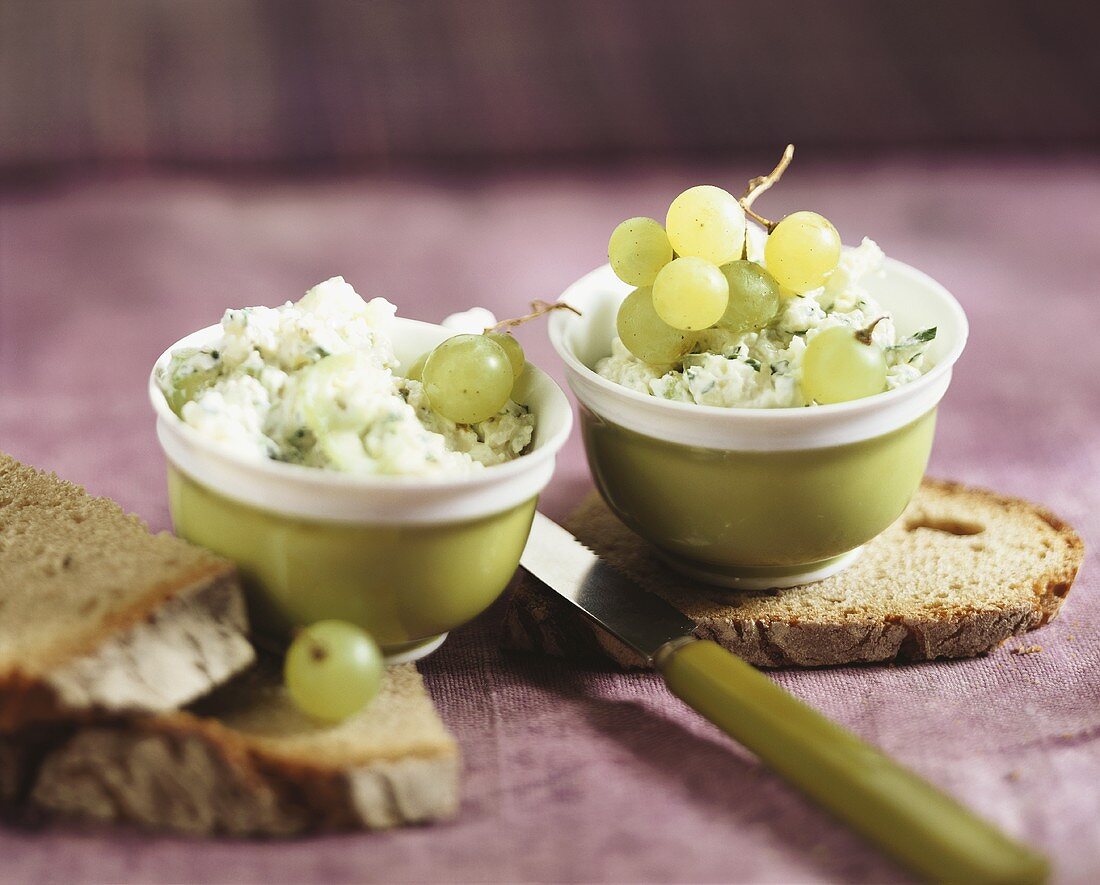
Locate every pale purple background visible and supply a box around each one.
[1,157,1098,882]
[4,1,1098,169]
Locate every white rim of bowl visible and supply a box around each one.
[549,257,969,451]
[150,318,573,523]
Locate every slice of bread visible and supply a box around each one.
[0,453,254,729]
[16,661,459,836]
[504,479,1083,668]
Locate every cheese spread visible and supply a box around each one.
[596,239,936,408]
[158,278,534,475]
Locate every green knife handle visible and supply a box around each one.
[658,639,1048,885]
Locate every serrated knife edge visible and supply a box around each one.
[520,511,697,663]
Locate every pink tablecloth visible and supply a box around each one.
[1,157,1097,883]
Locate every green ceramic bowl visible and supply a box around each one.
[550,258,968,589]
[150,319,572,662]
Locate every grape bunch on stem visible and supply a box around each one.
[608,145,889,404]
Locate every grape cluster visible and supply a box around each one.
[608,155,889,404]
[408,331,527,425]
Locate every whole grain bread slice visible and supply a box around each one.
[15,661,459,836]
[0,453,254,730]
[503,479,1083,668]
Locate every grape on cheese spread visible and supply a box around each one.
[157,277,534,475]
[596,238,936,409]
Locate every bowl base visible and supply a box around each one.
[383,633,449,664]
[655,546,864,590]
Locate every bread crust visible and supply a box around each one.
[0,453,255,730]
[26,554,237,673]
[12,664,459,836]
[0,568,255,731]
[503,479,1084,669]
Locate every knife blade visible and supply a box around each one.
[520,511,1048,885]
[520,509,696,663]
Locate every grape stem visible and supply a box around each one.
[486,300,581,334]
[856,316,888,345]
[739,143,795,235]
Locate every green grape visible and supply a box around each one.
[486,332,526,379]
[665,185,746,266]
[284,620,384,722]
[165,363,219,415]
[608,217,673,286]
[423,334,514,424]
[652,256,729,331]
[405,351,429,381]
[298,353,370,434]
[764,211,842,293]
[717,260,781,332]
[801,326,887,404]
[315,430,373,472]
[616,287,698,364]
[166,370,212,415]
[509,365,536,405]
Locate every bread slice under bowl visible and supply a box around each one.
[0,453,457,835]
[503,479,1084,668]
[0,453,254,730]
[4,660,459,835]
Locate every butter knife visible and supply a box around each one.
[520,511,1048,885]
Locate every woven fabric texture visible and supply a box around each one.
[0,157,1096,882]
